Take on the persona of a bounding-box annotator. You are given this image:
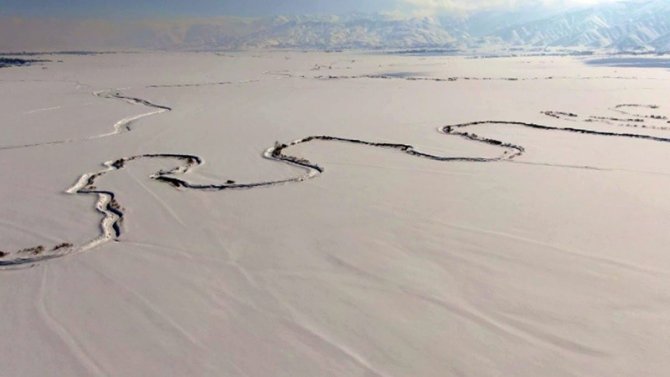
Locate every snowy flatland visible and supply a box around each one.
[2,51,670,376]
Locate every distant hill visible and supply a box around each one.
[483,0,670,52]
[3,0,670,53]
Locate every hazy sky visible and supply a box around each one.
[1,0,393,18]
[1,0,622,18]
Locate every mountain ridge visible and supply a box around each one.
[2,0,670,52]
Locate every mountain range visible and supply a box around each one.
[2,0,670,52]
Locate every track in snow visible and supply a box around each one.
[3,89,670,267]
[0,90,170,152]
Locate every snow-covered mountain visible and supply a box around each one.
[142,14,457,50]
[245,15,456,49]
[3,0,670,52]
[151,0,670,52]
[488,0,670,51]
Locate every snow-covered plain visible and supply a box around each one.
[2,51,670,376]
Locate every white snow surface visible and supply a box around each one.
[2,52,670,376]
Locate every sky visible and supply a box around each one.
[0,0,622,18]
[0,0,394,18]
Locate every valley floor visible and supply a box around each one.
[2,51,670,376]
